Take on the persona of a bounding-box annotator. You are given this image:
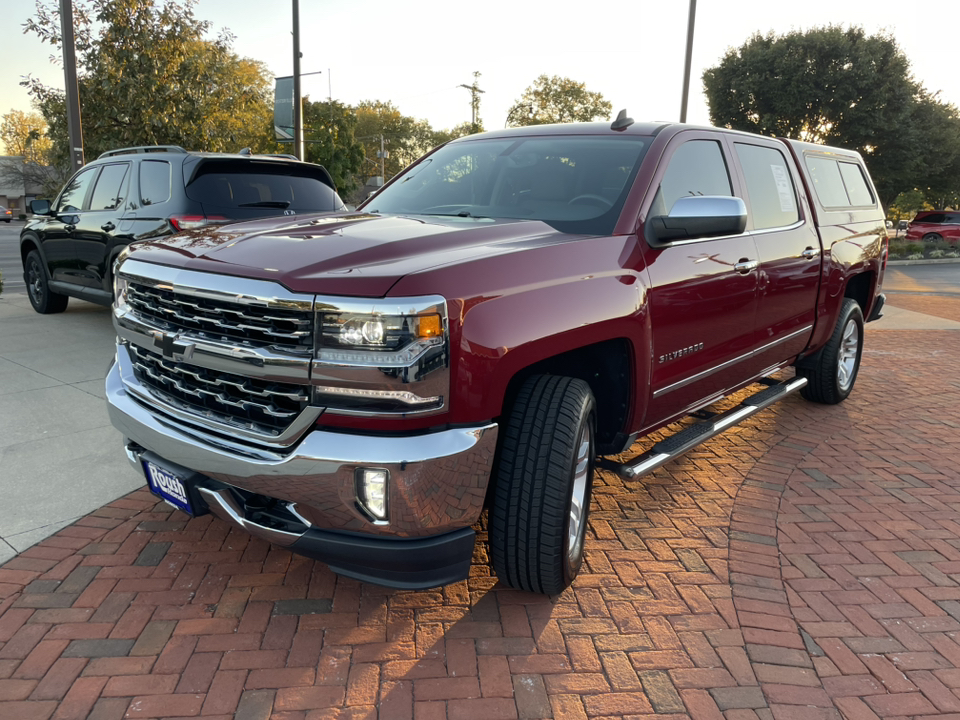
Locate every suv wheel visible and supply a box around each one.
[490,375,596,594]
[25,250,69,314]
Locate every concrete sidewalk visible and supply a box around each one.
[0,292,141,566]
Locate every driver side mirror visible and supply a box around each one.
[646,195,748,246]
[30,199,52,216]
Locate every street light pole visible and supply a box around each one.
[60,0,84,171]
[679,0,697,123]
[292,0,303,160]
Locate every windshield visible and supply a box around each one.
[365,135,649,235]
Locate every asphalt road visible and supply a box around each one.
[883,262,960,296]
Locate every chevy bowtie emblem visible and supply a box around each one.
[153,331,195,361]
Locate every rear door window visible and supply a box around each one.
[140,161,172,206]
[89,163,130,211]
[185,164,344,218]
[734,143,799,230]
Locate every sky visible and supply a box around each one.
[1,0,958,152]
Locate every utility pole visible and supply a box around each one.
[292,0,303,160]
[458,71,485,133]
[377,134,388,184]
[679,0,697,123]
[60,0,84,171]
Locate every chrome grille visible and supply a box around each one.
[129,344,310,436]
[126,282,313,352]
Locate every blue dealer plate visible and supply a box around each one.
[143,460,194,515]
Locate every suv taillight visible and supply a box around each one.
[169,214,227,232]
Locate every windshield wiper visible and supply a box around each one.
[421,210,488,219]
[238,201,291,208]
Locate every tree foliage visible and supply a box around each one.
[702,26,960,207]
[1,110,53,163]
[22,0,275,165]
[302,99,365,196]
[506,75,612,127]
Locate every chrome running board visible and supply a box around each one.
[601,376,808,480]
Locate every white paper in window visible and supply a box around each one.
[770,164,795,213]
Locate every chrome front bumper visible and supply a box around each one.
[106,346,498,539]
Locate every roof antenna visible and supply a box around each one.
[611,109,634,131]
[237,147,252,156]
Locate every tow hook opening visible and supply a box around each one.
[228,487,311,534]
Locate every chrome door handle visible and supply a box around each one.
[734,259,759,274]
[65,224,76,233]
[800,247,820,259]
[101,221,116,232]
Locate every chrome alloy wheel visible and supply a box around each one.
[566,422,592,565]
[837,317,860,392]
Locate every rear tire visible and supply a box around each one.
[24,250,68,314]
[490,375,596,595]
[797,298,863,404]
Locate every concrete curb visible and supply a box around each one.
[886,257,960,266]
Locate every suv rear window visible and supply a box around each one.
[186,162,343,217]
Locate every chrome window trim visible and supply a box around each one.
[653,325,813,399]
[650,219,806,248]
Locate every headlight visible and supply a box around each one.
[113,271,129,312]
[318,311,444,365]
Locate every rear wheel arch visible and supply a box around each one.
[842,271,875,318]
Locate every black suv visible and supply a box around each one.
[20,146,346,313]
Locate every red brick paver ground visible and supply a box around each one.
[1,328,958,719]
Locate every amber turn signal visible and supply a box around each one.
[418,314,442,338]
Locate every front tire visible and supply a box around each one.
[923,233,943,243]
[490,375,596,594]
[24,250,69,314]
[797,298,863,404]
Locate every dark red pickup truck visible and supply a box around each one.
[106,119,887,594]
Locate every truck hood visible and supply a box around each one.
[127,212,571,296]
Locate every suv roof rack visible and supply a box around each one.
[98,145,188,159]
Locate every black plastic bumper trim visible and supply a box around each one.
[867,293,885,322]
[290,527,476,590]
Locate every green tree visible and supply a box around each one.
[505,75,612,127]
[702,26,960,207]
[354,100,422,181]
[888,189,930,224]
[1,110,53,162]
[23,0,275,165]
[302,98,365,196]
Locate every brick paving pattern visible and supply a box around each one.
[1,328,958,719]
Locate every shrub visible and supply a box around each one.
[930,249,945,258]
[906,243,923,255]
[889,242,907,256]
[907,253,923,260]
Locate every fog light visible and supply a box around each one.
[356,468,389,522]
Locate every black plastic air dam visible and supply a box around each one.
[290,527,476,590]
